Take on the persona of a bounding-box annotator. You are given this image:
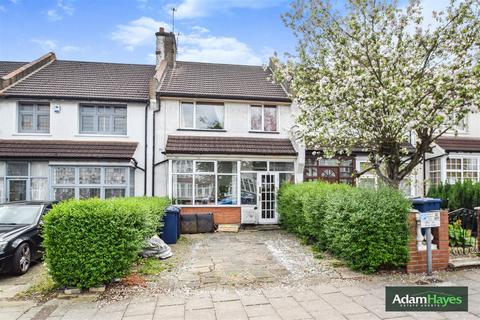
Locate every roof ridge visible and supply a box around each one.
[0,57,55,95]
[176,60,266,68]
[56,59,155,67]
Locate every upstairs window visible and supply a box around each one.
[18,103,50,133]
[80,105,127,135]
[250,105,277,132]
[180,102,224,130]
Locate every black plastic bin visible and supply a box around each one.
[161,206,181,244]
[181,213,215,234]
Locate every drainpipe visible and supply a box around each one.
[152,98,161,196]
[143,101,150,196]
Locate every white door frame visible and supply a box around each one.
[257,171,279,224]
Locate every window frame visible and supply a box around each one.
[17,102,50,134]
[79,104,127,135]
[249,104,278,133]
[179,101,225,131]
[50,166,132,200]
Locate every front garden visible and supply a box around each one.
[277,181,412,273]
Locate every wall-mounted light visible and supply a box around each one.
[53,105,61,113]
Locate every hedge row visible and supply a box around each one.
[278,182,411,273]
[42,197,170,289]
[427,180,480,210]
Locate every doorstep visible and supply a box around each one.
[217,224,240,233]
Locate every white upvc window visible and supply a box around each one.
[428,158,441,187]
[79,104,127,135]
[445,156,479,184]
[250,105,278,132]
[18,103,50,133]
[51,166,133,200]
[180,101,225,130]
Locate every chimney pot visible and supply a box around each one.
[159,27,164,33]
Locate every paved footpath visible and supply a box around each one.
[3,277,480,320]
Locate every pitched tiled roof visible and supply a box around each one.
[1,60,155,102]
[436,137,480,152]
[158,61,290,102]
[0,139,138,160]
[165,135,297,156]
[0,61,27,77]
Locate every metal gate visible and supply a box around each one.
[448,208,478,255]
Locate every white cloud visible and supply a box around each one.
[177,28,262,65]
[192,26,209,33]
[169,0,284,19]
[31,39,58,51]
[44,0,74,21]
[60,45,82,53]
[111,17,170,51]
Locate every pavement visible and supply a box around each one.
[1,230,480,320]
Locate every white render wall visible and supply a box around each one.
[153,98,305,197]
[0,98,149,197]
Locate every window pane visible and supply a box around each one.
[264,106,277,131]
[36,114,50,132]
[79,168,101,184]
[241,173,257,205]
[218,161,237,173]
[81,115,95,132]
[37,105,50,113]
[105,188,126,198]
[357,178,376,189]
[217,175,237,205]
[270,162,294,171]
[30,162,48,177]
[241,161,267,171]
[173,160,193,173]
[81,106,96,113]
[113,117,126,133]
[195,104,224,129]
[279,173,295,185]
[54,188,75,201]
[194,175,215,205]
[7,163,28,176]
[0,178,4,203]
[180,102,194,128]
[19,105,34,112]
[105,168,127,185]
[79,188,101,199]
[195,161,214,173]
[54,167,75,185]
[172,174,193,205]
[0,162,5,176]
[115,107,127,114]
[20,114,34,131]
[250,106,262,131]
[463,158,477,171]
[31,178,48,200]
[98,116,110,132]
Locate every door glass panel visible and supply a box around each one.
[241,173,257,205]
[260,174,276,220]
[8,180,27,201]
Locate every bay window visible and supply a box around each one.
[250,105,277,132]
[428,158,441,186]
[51,166,133,200]
[445,157,479,184]
[180,102,224,130]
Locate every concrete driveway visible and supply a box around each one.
[0,262,43,299]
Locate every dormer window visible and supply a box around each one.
[250,105,277,132]
[180,102,224,130]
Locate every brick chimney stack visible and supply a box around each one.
[155,27,176,68]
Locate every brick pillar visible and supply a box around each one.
[406,210,450,273]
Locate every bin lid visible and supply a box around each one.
[410,197,442,204]
[165,205,181,213]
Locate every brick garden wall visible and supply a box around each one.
[180,207,241,224]
[406,210,450,273]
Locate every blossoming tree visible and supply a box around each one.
[274,0,480,188]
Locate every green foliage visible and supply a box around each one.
[278,182,411,273]
[448,220,476,247]
[42,197,170,289]
[136,257,173,276]
[427,181,480,210]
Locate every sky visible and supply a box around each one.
[0,0,450,66]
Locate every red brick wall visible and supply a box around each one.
[180,207,241,224]
[406,210,449,273]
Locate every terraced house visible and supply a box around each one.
[1,27,475,224]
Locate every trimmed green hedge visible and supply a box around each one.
[42,197,170,289]
[427,180,480,210]
[278,182,411,273]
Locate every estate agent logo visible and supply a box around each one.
[386,286,468,312]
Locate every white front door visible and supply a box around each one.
[257,172,279,224]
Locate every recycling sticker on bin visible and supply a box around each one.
[420,211,441,228]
